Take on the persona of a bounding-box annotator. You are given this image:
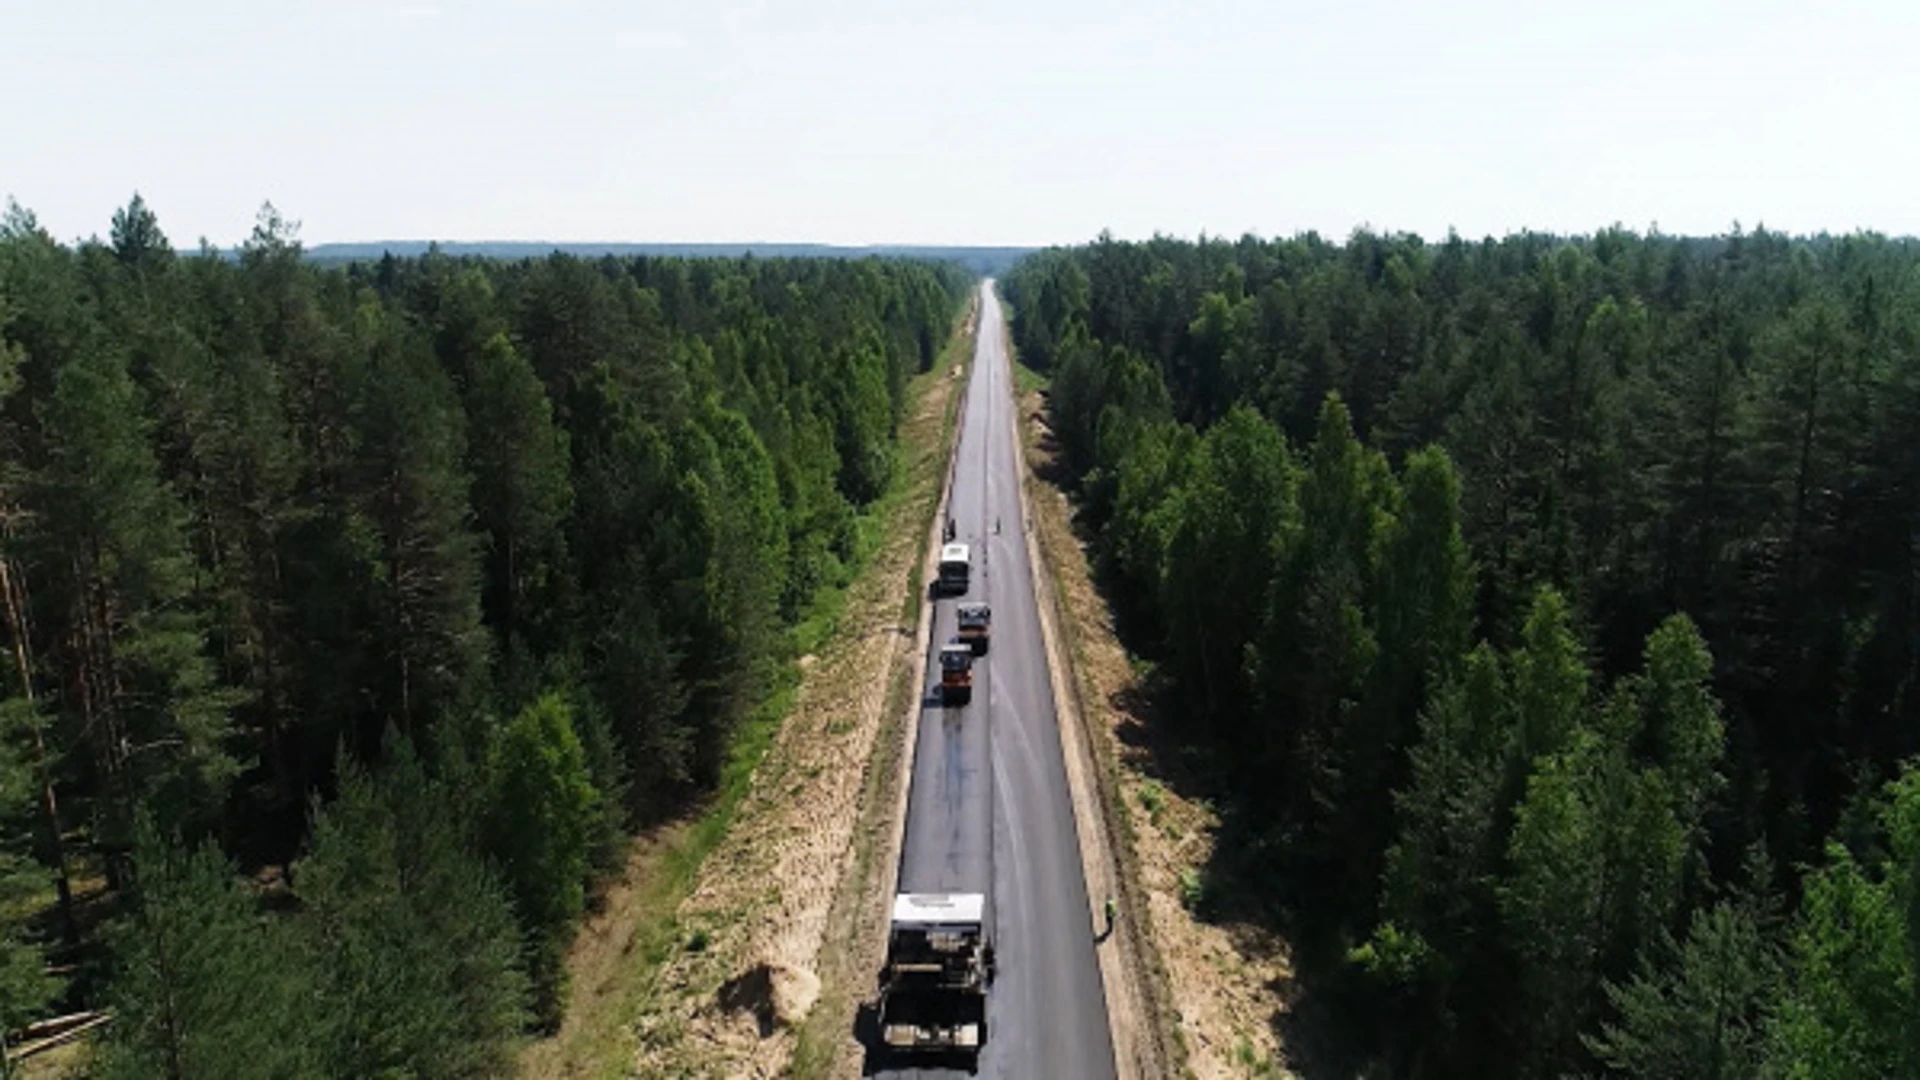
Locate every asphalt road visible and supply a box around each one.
[878,283,1117,1079]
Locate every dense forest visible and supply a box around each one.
[1005,229,1920,1078]
[304,242,1033,277]
[0,195,966,1074]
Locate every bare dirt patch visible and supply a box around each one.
[1016,382,1297,1080]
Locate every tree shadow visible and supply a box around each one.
[1027,403,1076,491]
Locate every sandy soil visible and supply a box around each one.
[1017,386,1297,1080]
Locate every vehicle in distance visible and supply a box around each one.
[877,892,993,1064]
[939,641,974,705]
[938,542,971,595]
[957,602,991,654]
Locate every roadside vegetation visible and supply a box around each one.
[0,194,966,1075]
[1005,230,1920,1078]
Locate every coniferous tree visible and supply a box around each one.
[350,309,487,737]
[487,693,600,1026]
[1255,396,1389,876]
[1363,645,1513,1072]
[33,337,244,856]
[0,202,968,1073]
[1347,445,1474,905]
[0,700,56,1035]
[300,740,529,1079]
[1005,229,1920,1078]
[1500,731,1609,1077]
[1585,901,1780,1080]
[1161,405,1296,737]
[462,330,572,693]
[96,818,316,1080]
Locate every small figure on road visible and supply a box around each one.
[1102,895,1117,939]
[945,517,956,542]
[995,516,1001,535]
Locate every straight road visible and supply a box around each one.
[879,282,1117,1079]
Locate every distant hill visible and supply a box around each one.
[302,241,1035,276]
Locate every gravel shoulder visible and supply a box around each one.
[1014,377,1297,1080]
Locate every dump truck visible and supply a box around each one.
[938,542,971,596]
[877,892,993,1063]
[957,602,991,655]
[939,641,974,705]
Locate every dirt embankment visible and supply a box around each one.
[584,301,975,1080]
[1016,383,1297,1080]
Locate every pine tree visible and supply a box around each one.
[32,340,244,855]
[1162,405,1297,734]
[1768,843,1915,1079]
[163,250,307,820]
[300,740,529,1079]
[461,330,572,696]
[487,693,600,1026]
[350,308,487,735]
[95,818,316,1080]
[108,194,173,276]
[1585,902,1779,1080]
[0,289,77,944]
[1500,732,1609,1077]
[0,700,56,1035]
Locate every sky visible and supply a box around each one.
[5,0,1918,248]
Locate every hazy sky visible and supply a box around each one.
[6,0,1917,247]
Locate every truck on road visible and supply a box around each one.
[938,542,971,596]
[877,893,993,1063]
[957,602,991,655]
[939,641,974,705]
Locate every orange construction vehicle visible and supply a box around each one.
[957,602,991,655]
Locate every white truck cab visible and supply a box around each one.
[937,542,971,595]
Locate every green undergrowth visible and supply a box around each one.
[1013,357,1051,396]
